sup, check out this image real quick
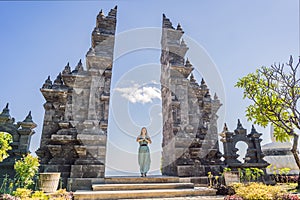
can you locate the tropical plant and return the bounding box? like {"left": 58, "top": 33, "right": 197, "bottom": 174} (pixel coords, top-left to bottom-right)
{"left": 0, "top": 132, "right": 12, "bottom": 162}
{"left": 14, "top": 154, "right": 39, "bottom": 189}
{"left": 235, "top": 56, "right": 300, "bottom": 188}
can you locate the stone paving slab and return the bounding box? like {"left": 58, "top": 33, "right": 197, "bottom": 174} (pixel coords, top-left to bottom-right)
{"left": 121, "top": 196, "right": 225, "bottom": 200}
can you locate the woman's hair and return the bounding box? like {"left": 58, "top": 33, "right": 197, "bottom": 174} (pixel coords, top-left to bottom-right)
{"left": 140, "top": 127, "right": 148, "bottom": 135}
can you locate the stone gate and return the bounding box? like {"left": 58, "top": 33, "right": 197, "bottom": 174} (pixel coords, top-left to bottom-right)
{"left": 37, "top": 6, "right": 223, "bottom": 190}
{"left": 220, "top": 120, "right": 269, "bottom": 169}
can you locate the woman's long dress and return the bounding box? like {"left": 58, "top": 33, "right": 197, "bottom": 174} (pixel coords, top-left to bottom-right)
{"left": 138, "top": 135, "right": 151, "bottom": 174}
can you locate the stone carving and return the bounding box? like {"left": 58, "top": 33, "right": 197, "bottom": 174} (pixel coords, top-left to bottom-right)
{"left": 160, "top": 14, "right": 223, "bottom": 177}
{"left": 220, "top": 120, "right": 269, "bottom": 170}
{"left": 36, "top": 6, "right": 117, "bottom": 189}
{"left": 0, "top": 104, "right": 36, "bottom": 178}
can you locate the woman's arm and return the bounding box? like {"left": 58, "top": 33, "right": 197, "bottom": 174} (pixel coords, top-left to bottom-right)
{"left": 146, "top": 137, "right": 152, "bottom": 144}
{"left": 136, "top": 136, "right": 143, "bottom": 142}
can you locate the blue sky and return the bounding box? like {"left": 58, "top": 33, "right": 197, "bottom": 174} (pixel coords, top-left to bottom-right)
{"left": 0, "top": 1, "right": 299, "bottom": 175}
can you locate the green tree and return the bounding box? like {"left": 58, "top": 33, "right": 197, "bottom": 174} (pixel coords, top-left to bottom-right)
{"left": 0, "top": 132, "right": 12, "bottom": 162}
{"left": 235, "top": 56, "right": 300, "bottom": 187}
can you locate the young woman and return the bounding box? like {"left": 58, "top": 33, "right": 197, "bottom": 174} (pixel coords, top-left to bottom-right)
{"left": 136, "top": 127, "right": 152, "bottom": 177}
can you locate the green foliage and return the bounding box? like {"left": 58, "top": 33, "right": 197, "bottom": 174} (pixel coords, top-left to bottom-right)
{"left": 279, "top": 167, "right": 291, "bottom": 175}
{"left": 224, "top": 167, "right": 232, "bottom": 172}
{"left": 239, "top": 168, "right": 264, "bottom": 182}
{"left": 0, "top": 132, "right": 12, "bottom": 162}
{"left": 14, "top": 154, "right": 40, "bottom": 189}
{"left": 244, "top": 168, "right": 252, "bottom": 182}
{"left": 235, "top": 59, "right": 300, "bottom": 142}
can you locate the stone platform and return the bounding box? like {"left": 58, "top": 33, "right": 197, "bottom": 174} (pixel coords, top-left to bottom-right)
{"left": 73, "top": 176, "right": 216, "bottom": 200}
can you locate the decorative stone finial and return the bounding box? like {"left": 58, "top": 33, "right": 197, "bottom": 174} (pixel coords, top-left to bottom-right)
{"left": 189, "top": 73, "right": 196, "bottom": 83}
{"left": 223, "top": 123, "right": 228, "bottom": 132}
{"left": 73, "top": 59, "right": 84, "bottom": 73}
{"left": 99, "top": 9, "right": 105, "bottom": 17}
{"left": 204, "top": 90, "right": 211, "bottom": 98}
{"left": 108, "top": 6, "right": 117, "bottom": 18}
{"left": 181, "top": 39, "right": 186, "bottom": 47}
{"left": 251, "top": 125, "right": 257, "bottom": 133}
{"left": 237, "top": 119, "right": 243, "bottom": 129}
{"left": 0, "top": 103, "right": 10, "bottom": 118}
{"left": 162, "top": 14, "right": 174, "bottom": 29}
{"left": 18, "top": 111, "right": 37, "bottom": 130}
{"left": 201, "top": 78, "right": 206, "bottom": 85}
{"left": 214, "top": 93, "right": 218, "bottom": 100}
{"left": 23, "top": 111, "right": 33, "bottom": 123}
{"left": 42, "top": 76, "right": 52, "bottom": 89}
{"left": 177, "top": 23, "right": 183, "bottom": 31}
{"left": 53, "top": 73, "right": 63, "bottom": 86}
{"left": 185, "top": 58, "right": 192, "bottom": 68}
{"left": 62, "top": 62, "right": 71, "bottom": 74}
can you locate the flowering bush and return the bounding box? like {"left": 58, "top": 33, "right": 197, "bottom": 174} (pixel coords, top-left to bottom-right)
{"left": 13, "top": 188, "right": 32, "bottom": 199}
{"left": 0, "top": 132, "right": 12, "bottom": 162}
{"left": 232, "top": 182, "right": 284, "bottom": 200}
{"left": 276, "top": 193, "right": 300, "bottom": 200}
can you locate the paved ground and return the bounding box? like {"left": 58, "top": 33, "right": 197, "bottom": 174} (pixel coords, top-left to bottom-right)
{"left": 121, "top": 196, "right": 225, "bottom": 200}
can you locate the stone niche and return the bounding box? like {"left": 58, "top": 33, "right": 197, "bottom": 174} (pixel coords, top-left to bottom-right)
{"left": 0, "top": 103, "right": 36, "bottom": 180}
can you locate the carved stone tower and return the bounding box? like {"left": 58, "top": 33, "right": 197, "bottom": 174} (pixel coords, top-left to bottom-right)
{"left": 36, "top": 6, "right": 117, "bottom": 189}
{"left": 160, "top": 14, "right": 223, "bottom": 177}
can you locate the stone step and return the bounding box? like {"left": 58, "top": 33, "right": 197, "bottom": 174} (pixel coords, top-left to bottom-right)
{"left": 103, "top": 176, "right": 180, "bottom": 184}
{"left": 92, "top": 182, "right": 194, "bottom": 191}
{"left": 74, "top": 187, "right": 216, "bottom": 200}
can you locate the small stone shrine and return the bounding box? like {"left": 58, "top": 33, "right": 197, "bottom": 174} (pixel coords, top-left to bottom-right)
{"left": 0, "top": 103, "right": 37, "bottom": 178}
{"left": 220, "top": 120, "right": 269, "bottom": 170}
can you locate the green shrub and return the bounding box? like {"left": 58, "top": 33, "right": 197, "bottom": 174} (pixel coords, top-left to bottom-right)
{"left": 14, "top": 154, "right": 40, "bottom": 189}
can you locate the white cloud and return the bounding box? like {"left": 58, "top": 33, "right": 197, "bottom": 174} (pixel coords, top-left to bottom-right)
{"left": 114, "top": 84, "right": 161, "bottom": 104}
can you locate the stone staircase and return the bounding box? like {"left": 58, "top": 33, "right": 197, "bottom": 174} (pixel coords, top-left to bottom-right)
{"left": 73, "top": 176, "right": 216, "bottom": 200}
